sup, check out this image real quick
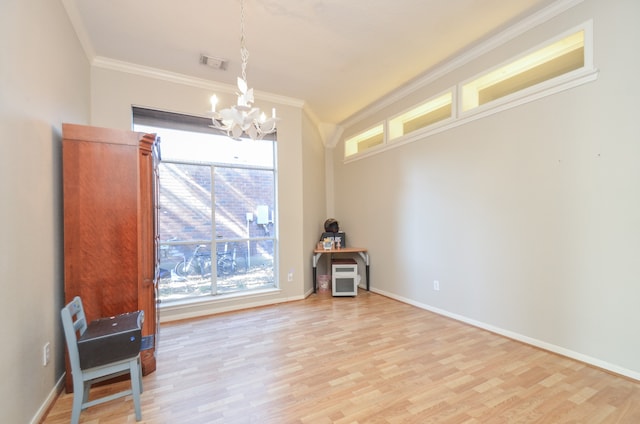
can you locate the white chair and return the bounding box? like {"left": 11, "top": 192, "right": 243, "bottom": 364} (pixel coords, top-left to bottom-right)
{"left": 61, "top": 296, "right": 143, "bottom": 423}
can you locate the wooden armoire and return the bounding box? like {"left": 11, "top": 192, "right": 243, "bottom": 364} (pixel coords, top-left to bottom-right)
{"left": 62, "top": 123, "right": 159, "bottom": 392}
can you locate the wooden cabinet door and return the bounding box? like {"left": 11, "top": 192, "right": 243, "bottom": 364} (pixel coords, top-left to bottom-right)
{"left": 63, "top": 138, "right": 139, "bottom": 319}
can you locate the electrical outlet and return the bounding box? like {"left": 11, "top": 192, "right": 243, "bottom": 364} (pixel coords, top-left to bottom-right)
{"left": 433, "top": 280, "right": 440, "bottom": 291}
{"left": 43, "top": 342, "right": 51, "bottom": 366}
{"left": 287, "top": 271, "right": 293, "bottom": 282}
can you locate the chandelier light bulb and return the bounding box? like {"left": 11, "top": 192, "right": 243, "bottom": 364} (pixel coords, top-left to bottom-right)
{"left": 210, "top": 95, "right": 218, "bottom": 112}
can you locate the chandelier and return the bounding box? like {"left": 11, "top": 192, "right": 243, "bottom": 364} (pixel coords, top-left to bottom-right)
{"left": 209, "top": 0, "right": 278, "bottom": 140}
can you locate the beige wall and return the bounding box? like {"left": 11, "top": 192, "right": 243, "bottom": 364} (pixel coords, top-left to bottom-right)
{"left": 333, "top": 0, "right": 640, "bottom": 378}
{"left": 0, "top": 0, "right": 90, "bottom": 422}
{"left": 89, "top": 67, "right": 314, "bottom": 320}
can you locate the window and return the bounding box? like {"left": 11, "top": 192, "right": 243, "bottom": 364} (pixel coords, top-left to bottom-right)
{"left": 388, "top": 91, "right": 453, "bottom": 141}
{"left": 462, "top": 28, "right": 586, "bottom": 112}
{"left": 344, "top": 124, "right": 384, "bottom": 158}
{"left": 133, "top": 108, "right": 277, "bottom": 302}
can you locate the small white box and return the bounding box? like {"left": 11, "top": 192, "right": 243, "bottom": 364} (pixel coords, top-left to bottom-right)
{"left": 332, "top": 259, "right": 358, "bottom": 296}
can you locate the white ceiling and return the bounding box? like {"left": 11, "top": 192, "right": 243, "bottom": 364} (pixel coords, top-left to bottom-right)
{"left": 63, "top": 0, "right": 558, "bottom": 124}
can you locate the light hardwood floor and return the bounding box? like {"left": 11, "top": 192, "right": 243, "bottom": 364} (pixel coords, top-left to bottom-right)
{"left": 43, "top": 291, "right": 640, "bottom": 423}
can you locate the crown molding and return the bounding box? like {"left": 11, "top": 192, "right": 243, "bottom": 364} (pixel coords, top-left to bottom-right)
{"left": 340, "top": 0, "right": 584, "bottom": 128}
{"left": 302, "top": 103, "right": 322, "bottom": 129}
{"left": 61, "top": 0, "right": 96, "bottom": 59}
{"left": 91, "top": 56, "right": 305, "bottom": 109}
{"left": 318, "top": 123, "right": 345, "bottom": 148}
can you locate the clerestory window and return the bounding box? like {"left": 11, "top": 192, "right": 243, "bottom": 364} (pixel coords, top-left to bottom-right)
{"left": 343, "top": 21, "right": 596, "bottom": 162}
{"left": 461, "top": 28, "right": 587, "bottom": 112}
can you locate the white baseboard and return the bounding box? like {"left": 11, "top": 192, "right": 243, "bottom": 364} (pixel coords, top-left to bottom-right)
{"left": 31, "top": 373, "right": 65, "bottom": 424}
{"left": 371, "top": 287, "right": 640, "bottom": 382}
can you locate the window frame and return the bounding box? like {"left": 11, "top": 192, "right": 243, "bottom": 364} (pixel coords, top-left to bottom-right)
{"left": 459, "top": 20, "right": 595, "bottom": 119}
{"left": 132, "top": 108, "right": 279, "bottom": 303}
{"left": 344, "top": 122, "right": 386, "bottom": 159}
{"left": 388, "top": 88, "right": 455, "bottom": 143}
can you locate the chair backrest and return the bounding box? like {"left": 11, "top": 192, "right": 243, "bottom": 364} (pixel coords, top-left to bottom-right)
{"left": 61, "top": 296, "right": 88, "bottom": 375}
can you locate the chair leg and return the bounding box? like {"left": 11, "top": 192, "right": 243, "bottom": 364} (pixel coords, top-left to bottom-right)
{"left": 70, "top": 386, "right": 84, "bottom": 424}
{"left": 130, "top": 358, "right": 142, "bottom": 421}
{"left": 138, "top": 356, "right": 144, "bottom": 394}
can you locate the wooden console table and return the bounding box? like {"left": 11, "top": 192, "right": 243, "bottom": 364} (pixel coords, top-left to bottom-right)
{"left": 312, "top": 247, "right": 369, "bottom": 293}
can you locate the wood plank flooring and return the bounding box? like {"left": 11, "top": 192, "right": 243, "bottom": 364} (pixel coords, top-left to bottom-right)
{"left": 42, "top": 291, "right": 640, "bottom": 423}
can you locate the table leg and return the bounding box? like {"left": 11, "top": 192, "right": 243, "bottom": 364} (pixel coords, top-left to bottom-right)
{"left": 356, "top": 252, "right": 370, "bottom": 291}
{"left": 312, "top": 252, "right": 323, "bottom": 294}
{"left": 313, "top": 265, "right": 317, "bottom": 293}
{"left": 366, "top": 264, "right": 370, "bottom": 291}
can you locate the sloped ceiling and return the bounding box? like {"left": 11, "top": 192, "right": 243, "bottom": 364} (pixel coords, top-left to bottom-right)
{"left": 62, "top": 0, "right": 558, "bottom": 124}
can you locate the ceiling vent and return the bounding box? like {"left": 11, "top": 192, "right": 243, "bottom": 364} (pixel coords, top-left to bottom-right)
{"left": 200, "top": 54, "right": 228, "bottom": 70}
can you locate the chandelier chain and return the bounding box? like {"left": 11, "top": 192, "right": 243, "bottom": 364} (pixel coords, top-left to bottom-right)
{"left": 240, "top": 0, "right": 248, "bottom": 82}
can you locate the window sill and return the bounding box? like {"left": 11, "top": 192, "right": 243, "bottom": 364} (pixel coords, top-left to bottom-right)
{"left": 159, "top": 287, "right": 282, "bottom": 322}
